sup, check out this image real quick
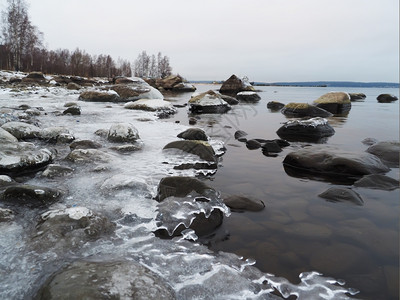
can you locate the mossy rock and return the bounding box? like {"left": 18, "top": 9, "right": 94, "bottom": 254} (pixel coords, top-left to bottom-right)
{"left": 313, "top": 92, "right": 351, "bottom": 114}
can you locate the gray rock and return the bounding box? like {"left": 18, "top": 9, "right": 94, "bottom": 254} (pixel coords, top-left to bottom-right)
{"left": 41, "top": 126, "right": 75, "bottom": 143}
{"left": 318, "top": 187, "right": 364, "bottom": 205}
{"left": 366, "top": 141, "right": 399, "bottom": 167}
{"left": 246, "top": 139, "right": 262, "bottom": 150}
{"left": 1, "top": 121, "right": 41, "bottom": 139}
{"left": 177, "top": 128, "right": 208, "bottom": 141}
{"left": 1, "top": 184, "right": 62, "bottom": 208}
{"left": 313, "top": 92, "right": 352, "bottom": 114}
{"left": 234, "top": 130, "right": 248, "bottom": 142}
{"left": 66, "top": 149, "right": 115, "bottom": 164}
{"left": 220, "top": 94, "right": 239, "bottom": 105}
{"left": 63, "top": 106, "right": 81, "bottom": 115}
{"left": 41, "top": 164, "right": 74, "bottom": 178}
{"left": 283, "top": 146, "right": 390, "bottom": 183}
{"left": 34, "top": 260, "right": 176, "bottom": 300}
{"left": 223, "top": 195, "right": 265, "bottom": 212}
{"left": 109, "top": 144, "right": 143, "bottom": 153}
{"left": 236, "top": 91, "right": 261, "bottom": 102}
{"left": 349, "top": 93, "right": 366, "bottom": 101}
{"left": 377, "top": 94, "right": 398, "bottom": 103}
{"left": 69, "top": 139, "right": 102, "bottom": 150}
{"left": 107, "top": 123, "right": 140, "bottom": 143}
{"left": 163, "top": 140, "right": 216, "bottom": 162}
{"left": 267, "top": 101, "right": 285, "bottom": 111}
{"left": 354, "top": 174, "right": 399, "bottom": 191}
{"left": 78, "top": 90, "right": 118, "bottom": 102}
{"left": 0, "top": 127, "right": 18, "bottom": 143}
{"left": 66, "top": 82, "right": 81, "bottom": 90}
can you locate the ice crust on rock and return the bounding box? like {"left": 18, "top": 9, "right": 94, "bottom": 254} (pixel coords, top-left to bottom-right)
{"left": 41, "top": 207, "right": 93, "bottom": 221}
{"left": 282, "top": 117, "right": 329, "bottom": 128}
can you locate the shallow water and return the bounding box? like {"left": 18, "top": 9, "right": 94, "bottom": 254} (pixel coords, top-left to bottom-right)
{"left": 166, "top": 84, "right": 399, "bottom": 300}
{"left": 0, "top": 81, "right": 398, "bottom": 299}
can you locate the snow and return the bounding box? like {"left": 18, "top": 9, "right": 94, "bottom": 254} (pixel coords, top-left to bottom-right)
{"left": 41, "top": 207, "right": 93, "bottom": 220}
{"left": 283, "top": 117, "right": 329, "bottom": 128}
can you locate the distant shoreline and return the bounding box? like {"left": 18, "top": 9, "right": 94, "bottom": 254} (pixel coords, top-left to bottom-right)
{"left": 189, "top": 80, "right": 399, "bottom": 88}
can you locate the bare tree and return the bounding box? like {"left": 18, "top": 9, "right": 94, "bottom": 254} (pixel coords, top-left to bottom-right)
{"left": 134, "top": 51, "right": 172, "bottom": 79}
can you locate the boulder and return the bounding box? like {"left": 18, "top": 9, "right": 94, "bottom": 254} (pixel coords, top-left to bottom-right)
{"left": 1, "top": 121, "right": 41, "bottom": 139}
{"left": 153, "top": 74, "right": 196, "bottom": 92}
{"left": 261, "top": 139, "right": 289, "bottom": 154}
{"left": 236, "top": 91, "right": 261, "bottom": 102}
{"left": 220, "top": 94, "right": 239, "bottom": 105}
{"left": 63, "top": 106, "right": 81, "bottom": 115}
{"left": 1, "top": 184, "right": 62, "bottom": 208}
{"left": 318, "top": 187, "right": 364, "bottom": 206}
{"left": 313, "top": 92, "right": 351, "bottom": 114}
{"left": 219, "top": 74, "right": 255, "bottom": 94}
{"left": 267, "top": 101, "right": 285, "bottom": 111}
{"left": 34, "top": 260, "right": 176, "bottom": 300}
{"left": 124, "top": 99, "right": 177, "bottom": 115}
{"left": 377, "top": 94, "right": 398, "bottom": 103}
{"left": 281, "top": 103, "right": 332, "bottom": 118}
{"left": 177, "top": 128, "right": 208, "bottom": 141}
{"left": 234, "top": 130, "right": 248, "bottom": 142}
{"left": 21, "top": 72, "right": 47, "bottom": 84}
{"left": 223, "top": 195, "right": 265, "bottom": 212}
{"left": 283, "top": 146, "right": 390, "bottom": 183}
{"left": 188, "top": 90, "right": 231, "bottom": 113}
{"left": 276, "top": 117, "right": 335, "bottom": 142}
{"left": 107, "top": 123, "right": 140, "bottom": 143}
{"left": 354, "top": 174, "right": 399, "bottom": 191}
{"left": 366, "top": 141, "right": 399, "bottom": 167}
{"left": 78, "top": 90, "right": 118, "bottom": 102}
{"left": 66, "top": 82, "right": 81, "bottom": 90}
{"left": 163, "top": 140, "right": 216, "bottom": 162}
{"left": 0, "top": 142, "right": 54, "bottom": 177}
{"left": 246, "top": 139, "right": 262, "bottom": 150}
{"left": 40, "top": 126, "right": 75, "bottom": 143}
{"left": 349, "top": 93, "right": 366, "bottom": 101}
{"left": 111, "top": 83, "right": 163, "bottom": 101}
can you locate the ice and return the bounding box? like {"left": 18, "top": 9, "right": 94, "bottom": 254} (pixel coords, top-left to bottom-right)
{"left": 41, "top": 207, "right": 93, "bottom": 220}
{"left": 283, "top": 117, "right": 329, "bottom": 128}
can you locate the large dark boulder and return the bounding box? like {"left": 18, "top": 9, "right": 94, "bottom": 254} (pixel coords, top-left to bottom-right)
{"left": 281, "top": 103, "right": 332, "bottom": 118}
{"left": 283, "top": 146, "right": 390, "bottom": 183}
{"left": 34, "top": 260, "right": 176, "bottom": 300}
{"left": 377, "top": 94, "right": 398, "bottom": 103}
{"left": 313, "top": 92, "right": 351, "bottom": 115}
{"left": 153, "top": 74, "right": 196, "bottom": 92}
{"left": 219, "top": 74, "right": 255, "bottom": 94}
{"left": 276, "top": 117, "right": 335, "bottom": 142}
{"left": 177, "top": 128, "right": 208, "bottom": 141}
{"left": 366, "top": 141, "right": 399, "bottom": 167}
{"left": 163, "top": 140, "right": 216, "bottom": 162}
{"left": 236, "top": 91, "right": 261, "bottom": 102}
{"left": 188, "top": 90, "right": 231, "bottom": 114}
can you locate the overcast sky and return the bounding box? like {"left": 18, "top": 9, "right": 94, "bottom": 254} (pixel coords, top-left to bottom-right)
{"left": 15, "top": 0, "right": 400, "bottom": 82}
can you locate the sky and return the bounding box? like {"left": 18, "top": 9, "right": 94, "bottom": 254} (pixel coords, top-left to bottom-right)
{"left": 4, "top": 0, "right": 400, "bottom": 82}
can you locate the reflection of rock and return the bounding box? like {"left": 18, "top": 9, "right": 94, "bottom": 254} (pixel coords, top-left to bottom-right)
{"left": 34, "top": 259, "right": 175, "bottom": 299}
{"left": 276, "top": 117, "right": 335, "bottom": 142}
{"left": 188, "top": 90, "right": 231, "bottom": 114}
{"left": 1, "top": 184, "right": 62, "bottom": 208}
{"left": 283, "top": 146, "right": 390, "bottom": 183}
{"left": 354, "top": 174, "right": 399, "bottom": 191}
{"left": 366, "top": 141, "right": 399, "bottom": 167}
{"left": 219, "top": 74, "right": 255, "bottom": 94}
{"left": 223, "top": 195, "right": 265, "bottom": 212}
{"left": 281, "top": 103, "right": 332, "bottom": 118}
{"left": 313, "top": 92, "right": 351, "bottom": 115}
{"left": 318, "top": 187, "right": 364, "bottom": 205}
{"left": 377, "top": 94, "right": 398, "bottom": 103}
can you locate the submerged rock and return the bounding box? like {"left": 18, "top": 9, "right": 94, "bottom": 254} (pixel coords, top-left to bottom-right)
{"left": 276, "top": 117, "right": 335, "bottom": 142}
{"left": 236, "top": 91, "right": 261, "bottom": 102}
{"left": 1, "top": 184, "right": 62, "bottom": 208}
{"left": 107, "top": 123, "right": 140, "bottom": 143}
{"left": 188, "top": 90, "right": 231, "bottom": 114}
{"left": 177, "top": 128, "right": 208, "bottom": 141}
{"left": 163, "top": 140, "right": 216, "bottom": 162}
{"left": 219, "top": 74, "right": 255, "bottom": 94}
{"left": 223, "top": 195, "right": 265, "bottom": 212}
{"left": 281, "top": 103, "right": 332, "bottom": 118}
{"left": 366, "top": 141, "right": 399, "bottom": 167}
{"left": 283, "top": 146, "right": 390, "bottom": 183}
{"left": 34, "top": 260, "right": 176, "bottom": 300}
{"left": 377, "top": 94, "right": 398, "bottom": 103}
{"left": 313, "top": 92, "right": 351, "bottom": 115}
{"left": 318, "top": 187, "right": 364, "bottom": 206}
{"left": 354, "top": 174, "right": 399, "bottom": 191}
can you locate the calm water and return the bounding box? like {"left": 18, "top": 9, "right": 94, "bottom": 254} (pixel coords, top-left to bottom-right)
{"left": 165, "top": 84, "right": 399, "bottom": 300}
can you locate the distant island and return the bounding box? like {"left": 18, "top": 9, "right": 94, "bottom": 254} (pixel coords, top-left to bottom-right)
{"left": 190, "top": 80, "right": 399, "bottom": 88}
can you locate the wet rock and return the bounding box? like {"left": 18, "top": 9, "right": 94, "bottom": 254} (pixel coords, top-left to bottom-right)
{"left": 281, "top": 103, "right": 332, "bottom": 118}
{"left": 0, "top": 143, "right": 54, "bottom": 177}
{"left": 41, "top": 164, "right": 74, "bottom": 178}
{"left": 34, "top": 260, "right": 176, "bottom": 300}
{"left": 276, "top": 117, "right": 335, "bottom": 142}
{"left": 177, "top": 128, "right": 208, "bottom": 141}
{"left": 1, "top": 184, "right": 62, "bottom": 208}
{"left": 354, "top": 174, "right": 399, "bottom": 191}
{"left": 41, "top": 126, "right": 75, "bottom": 143}
{"left": 32, "top": 207, "right": 115, "bottom": 252}
{"left": 246, "top": 139, "right": 262, "bottom": 150}
{"left": 261, "top": 140, "right": 288, "bottom": 154}
{"left": 377, "top": 94, "right": 398, "bottom": 103}
{"left": 69, "top": 139, "right": 102, "bottom": 150}
{"left": 163, "top": 140, "right": 216, "bottom": 162}
{"left": 79, "top": 90, "right": 118, "bottom": 102}
{"left": 313, "top": 92, "right": 352, "bottom": 114}
{"left": 236, "top": 91, "right": 261, "bottom": 102}
{"left": 366, "top": 141, "right": 399, "bottom": 167}
{"left": 109, "top": 144, "right": 143, "bottom": 153}
{"left": 223, "top": 195, "right": 265, "bottom": 212}
{"left": 188, "top": 90, "right": 231, "bottom": 114}
{"left": 267, "top": 101, "right": 285, "bottom": 111}
{"left": 283, "top": 146, "right": 390, "bottom": 183}
{"left": 63, "top": 105, "right": 81, "bottom": 115}
{"left": 219, "top": 74, "right": 255, "bottom": 95}
{"left": 66, "top": 82, "right": 81, "bottom": 90}
{"left": 0, "top": 207, "right": 15, "bottom": 222}
{"left": 318, "top": 187, "right": 364, "bottom": 206}
{"left": 107, "top": 123, "right": 140, "bottom": 143}
{"left": 349, "top": 93, "right": 366, "bottom": 101}
{"left": 124, "top": 99, "right": 177, "bottom": 115}
{"left": 1, "top": 121, "right": 41, "bottom": 139}
{"left": 66, "top": 149, "right": 115, "bottom": 164}
{"left": 100, "top": 175, "right": 151, "bottom": 196}
{"left": 234, "top": 130, "right": 248, "bottom": 142}
{"left": 0, "top": 127, "right": 18, "bottom": 142}
{"left": 220, "top": 94, "right": 239, "bottom": 105}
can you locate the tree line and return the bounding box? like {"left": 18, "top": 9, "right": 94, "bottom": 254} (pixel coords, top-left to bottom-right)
{"left": 0, "top": 0, "right": 172, "bottom": 79}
